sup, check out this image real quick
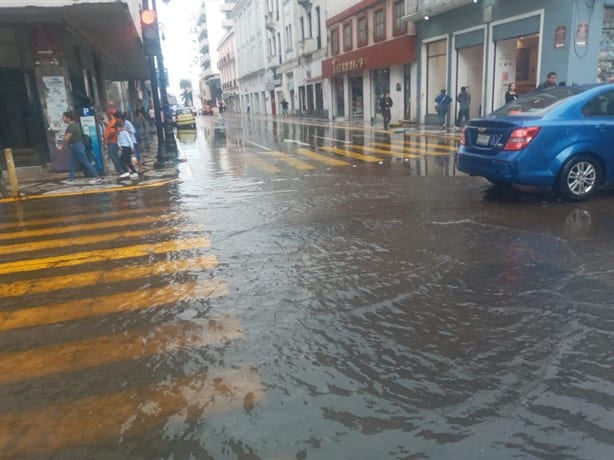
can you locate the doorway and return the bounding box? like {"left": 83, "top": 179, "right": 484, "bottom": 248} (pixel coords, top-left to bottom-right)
{"left": 456, "top": 44, "right": 483, "bottom": 118}
{"left": 493, "top": 34, "right": 539, "bottom": 109}
{"left": 350, "top": 76, "right": 363, "bottom": 119}
{"left": 333, "top": 77, "right": 345, "bottom": 118}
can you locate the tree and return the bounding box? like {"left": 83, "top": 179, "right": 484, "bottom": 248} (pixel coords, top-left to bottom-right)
{"left": 179, "top": 79, "right": 192, "bottom": 90}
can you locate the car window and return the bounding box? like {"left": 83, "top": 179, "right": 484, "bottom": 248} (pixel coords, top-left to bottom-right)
{"left": 582, "top": 90, "right": 614, "bottom": 116}
{"left": 177, "top": 108, "right": 192, "bottom": 115}
{"left": 493, "top": 86, "right": 586, "bottom": 116}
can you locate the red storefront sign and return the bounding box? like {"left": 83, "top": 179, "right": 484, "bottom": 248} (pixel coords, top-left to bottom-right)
{"left": 322, "top": 36, "right": 415, "bottom": 78}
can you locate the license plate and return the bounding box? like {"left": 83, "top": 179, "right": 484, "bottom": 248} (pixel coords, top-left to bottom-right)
{"left": 476, "top": 133, "right": 490, "bottom": 146}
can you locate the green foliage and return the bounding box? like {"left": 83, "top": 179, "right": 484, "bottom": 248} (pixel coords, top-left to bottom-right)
{"left": 179, "top": 79, "right": 192, "bottom": 90}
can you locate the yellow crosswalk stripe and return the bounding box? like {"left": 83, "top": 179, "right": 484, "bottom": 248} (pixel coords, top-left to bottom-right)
{"left": 0, "top": 205, "right": 168, "bottom": 231}
{"left": 347, "top": 144, "right": 420, "bottom": 158}
{"left": 0, "top": 237, "right": 211, "bottom": 275}
{"left": 0, "top": 255, "right": 218, "bottom": 298}
{"left": 319, "top": 146, "right": 383, "bottom": 162}
{"left": 267, "top": 150, "right": 316, "bottom": 170}
{"left": 371, "top": 142, "right": 455, "bottom": 156}
{"left": 0, "top": 279, "right": 227, "bottom": 331}
{"left": 0, "top": 225, "right": 204, "bottom": 255}
{"left": 396, "top": 139, "right": 458, "bottom": 152}
{"left": 296, "top": 148, "right": 350, "bottom": 166}
{"left": 0, "top": 317, "right": 244, "bottom": 385}
{"left": 1, "top": 214, "right": 175, "bottom": 242}
{"left": 245, "top": 155, "right": 282, "bottom": 173}
{"left": 0, "top": 366, "right": 263, "bottom": 458}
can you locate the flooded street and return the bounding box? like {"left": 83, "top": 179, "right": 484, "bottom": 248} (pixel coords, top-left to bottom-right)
{"left": 1, "top": 115, "right": 614, "bottom": 459}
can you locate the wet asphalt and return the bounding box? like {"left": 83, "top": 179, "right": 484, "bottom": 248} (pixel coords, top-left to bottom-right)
{"left": 1, "top": 114, "right": 613, "bottom": 459}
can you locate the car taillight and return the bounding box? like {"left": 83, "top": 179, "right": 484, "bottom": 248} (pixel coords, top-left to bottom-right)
{"left": 460, "top": 127, "right": 467, "bottom": 145}
{"left": 504, "top": 126, "right": 541, "bottom": 151}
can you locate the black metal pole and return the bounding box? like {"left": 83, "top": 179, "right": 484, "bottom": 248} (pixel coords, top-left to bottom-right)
{"left": 143, "top": 0, "right": 167, "bottom": 166}
{"left": 147, "top": 54, "right": 166, "bottom": 166}
{"left": 156, "top": 52, "right": 178, "bottom": 161}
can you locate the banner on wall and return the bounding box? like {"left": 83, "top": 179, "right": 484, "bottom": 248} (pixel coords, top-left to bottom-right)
{"left": 575, "top": 23, "right": 589, "bottom": 46}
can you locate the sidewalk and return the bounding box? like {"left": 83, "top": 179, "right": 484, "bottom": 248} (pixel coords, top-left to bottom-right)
{"left": 1, "top": 134, "right": 179, "bottom": 200}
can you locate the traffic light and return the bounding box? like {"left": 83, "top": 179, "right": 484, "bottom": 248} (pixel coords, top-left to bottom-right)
{"left": 141, "top": 9, "right": 161, "bottom": 56}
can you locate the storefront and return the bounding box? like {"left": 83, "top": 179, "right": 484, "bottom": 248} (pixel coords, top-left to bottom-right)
{"left": 414, "top": 0, "right": 610, "bottom": 125}
{"left": 322, "top": 35, "right": 415, "bottom": 122}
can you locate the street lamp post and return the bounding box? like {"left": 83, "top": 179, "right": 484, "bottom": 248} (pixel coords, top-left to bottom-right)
{"left": 155, "top": 29, "right": 178, "bottom": 163}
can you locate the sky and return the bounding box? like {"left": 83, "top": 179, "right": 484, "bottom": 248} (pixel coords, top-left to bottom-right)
{"left": 158, "top": 0, "right": 224, "bottom": 97}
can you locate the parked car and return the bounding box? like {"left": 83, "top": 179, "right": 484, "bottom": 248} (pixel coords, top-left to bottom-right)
{"left": 201, "top": 105, "right": 214, "bottom": 116}
{"left": 456, "top": 83, "right": 614, "bottom": 201}
{"left": 175, "top": 107, "right": 196, "bottom": 129}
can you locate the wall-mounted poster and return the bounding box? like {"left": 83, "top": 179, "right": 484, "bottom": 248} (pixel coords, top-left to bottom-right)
{"left": 42, "top": 75, "right": 70, "bottom": 170}
{"left": 575, "top": 23, "right": 589, "bottom": 46}
{"left": 555, "top": 26, "right": 566, "bottom": 48}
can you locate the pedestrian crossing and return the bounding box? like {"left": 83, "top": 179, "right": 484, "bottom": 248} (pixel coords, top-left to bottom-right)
{"left": 224, "top": 133, "right": 459, "bottom": 175}
{"left": 0, "top": 203, "right": 261, "bottom": 457}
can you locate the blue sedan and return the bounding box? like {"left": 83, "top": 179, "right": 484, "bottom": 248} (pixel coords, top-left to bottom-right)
{"left": 456, "top": 83, "right": 614, "bottom": 200}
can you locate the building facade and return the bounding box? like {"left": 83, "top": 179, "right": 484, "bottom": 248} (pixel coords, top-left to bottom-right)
{"left": 407, "top": 0, "right": 614, "bottom": 125}
{"left": 0, "top": 0, "right": 147, "bottom": 170}
{"left": 217, "top": 30, "right": 239, "bottom": 111}
{"left": 322, "top": 0, "right": 416, "bottom": 123}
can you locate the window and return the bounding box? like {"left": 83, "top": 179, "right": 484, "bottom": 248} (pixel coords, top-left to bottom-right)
{"left": 374, "top": 9, "right": 385, "bottom": 41}
{"left": 343, "top": 22, "right": 352, "bottom": 51}
{"left": 394, "top": 0, "right": 407, "bottom": 35}
{"left": 300, "top": 17, "right": 305, "bottom": 41}
{"left": 331, "top": 27, "right": 339, "bottom": 54}
{"left": 307, "top": 13, "right": 313, "bottom": 38}
{"left": 358, "top": 16, "right": 367, "bottom": 46}
{"left": 582, "top": 90, "right": 614, "bottom": 116}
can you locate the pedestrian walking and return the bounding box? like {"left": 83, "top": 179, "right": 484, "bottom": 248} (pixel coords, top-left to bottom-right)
{"left": 103, "top": 108, "right": 123, "bottom": 173}
{"left": 115, "top": 112, "right": 142, "bottom": 175}
{"left": 280, "top": 98, "right": 289, "bottom": 118}
{"left": 435, "top": 89, "right": 452, "bottom": 128}
{"left": 116, "top": 119, "right": 138, "bottom": 179}
{"left": 379, "top": 92, "right": 393, "bottom": 130}
{"left": 505, "top": 82, "right": 518, "bottom": 103}
{"left": 61, "top": 111, "right": 101, "bottom": 185}
{"left": 455, "top": 87, "right": 471, "bottom": 128}
{"left": 537, "top": 72, "right": 557, "bottom": 90}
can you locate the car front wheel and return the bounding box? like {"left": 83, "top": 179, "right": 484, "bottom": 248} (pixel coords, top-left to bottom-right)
{"left": 556, "top": 155, "right": 602, "bottom": 201}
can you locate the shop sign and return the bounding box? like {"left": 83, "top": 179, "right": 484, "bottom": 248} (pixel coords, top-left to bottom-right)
{"left": 575, "top": 23, "right": 589, "bottom": 46}
{"left": 332, "top": 58, "right": 365, "bottom": 75}
{"left": 554, "top": 26, "right": 566, "bottom": 48}
{"left": 30, "top": 26, "right": 58, "bottom": 56}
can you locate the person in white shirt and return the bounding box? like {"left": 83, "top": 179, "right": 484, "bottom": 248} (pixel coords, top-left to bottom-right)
{"left": 116, "top": 112, "right": 142, "bottom": 175}
{"left": 116, "top": 118, "right": 138, "bottom": 179}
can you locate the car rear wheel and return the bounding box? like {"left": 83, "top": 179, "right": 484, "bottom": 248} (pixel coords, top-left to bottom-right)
{"left": 556, "top": 155, "right": 602, "bottom": 201}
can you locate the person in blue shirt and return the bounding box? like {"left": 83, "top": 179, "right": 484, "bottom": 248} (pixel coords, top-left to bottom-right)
{"left": 435, "top": 89, "right": 453, "bottom": 128}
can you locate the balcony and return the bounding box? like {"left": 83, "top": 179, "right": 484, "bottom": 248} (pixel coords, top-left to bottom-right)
{"left": 220, "top": 2, "right": 235, "bottom": 13}
{"left": 265, "top": 11, "right": 275, "bottom": 31}
{"left": 300, "top": 38, "right": 317, "bottom": 55}
{"left": 404, "top": 0, "right": 478, "bottom": 21}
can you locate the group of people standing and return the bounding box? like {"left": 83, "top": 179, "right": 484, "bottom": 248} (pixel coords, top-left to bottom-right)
{"left": 433, "top": 87, "right": 469, "bottom": 130}
{"left": 432, "top": 71, "right": 560, "bottom": 130}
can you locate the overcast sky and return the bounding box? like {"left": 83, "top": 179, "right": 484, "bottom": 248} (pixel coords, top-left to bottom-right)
{"left": 158, "top": 0, "right": 223, "bottom": 96}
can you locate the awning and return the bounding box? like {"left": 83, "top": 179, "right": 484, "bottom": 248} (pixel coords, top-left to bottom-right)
{"left": 0, "top": 2, "right": 148, "bottom": 80}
